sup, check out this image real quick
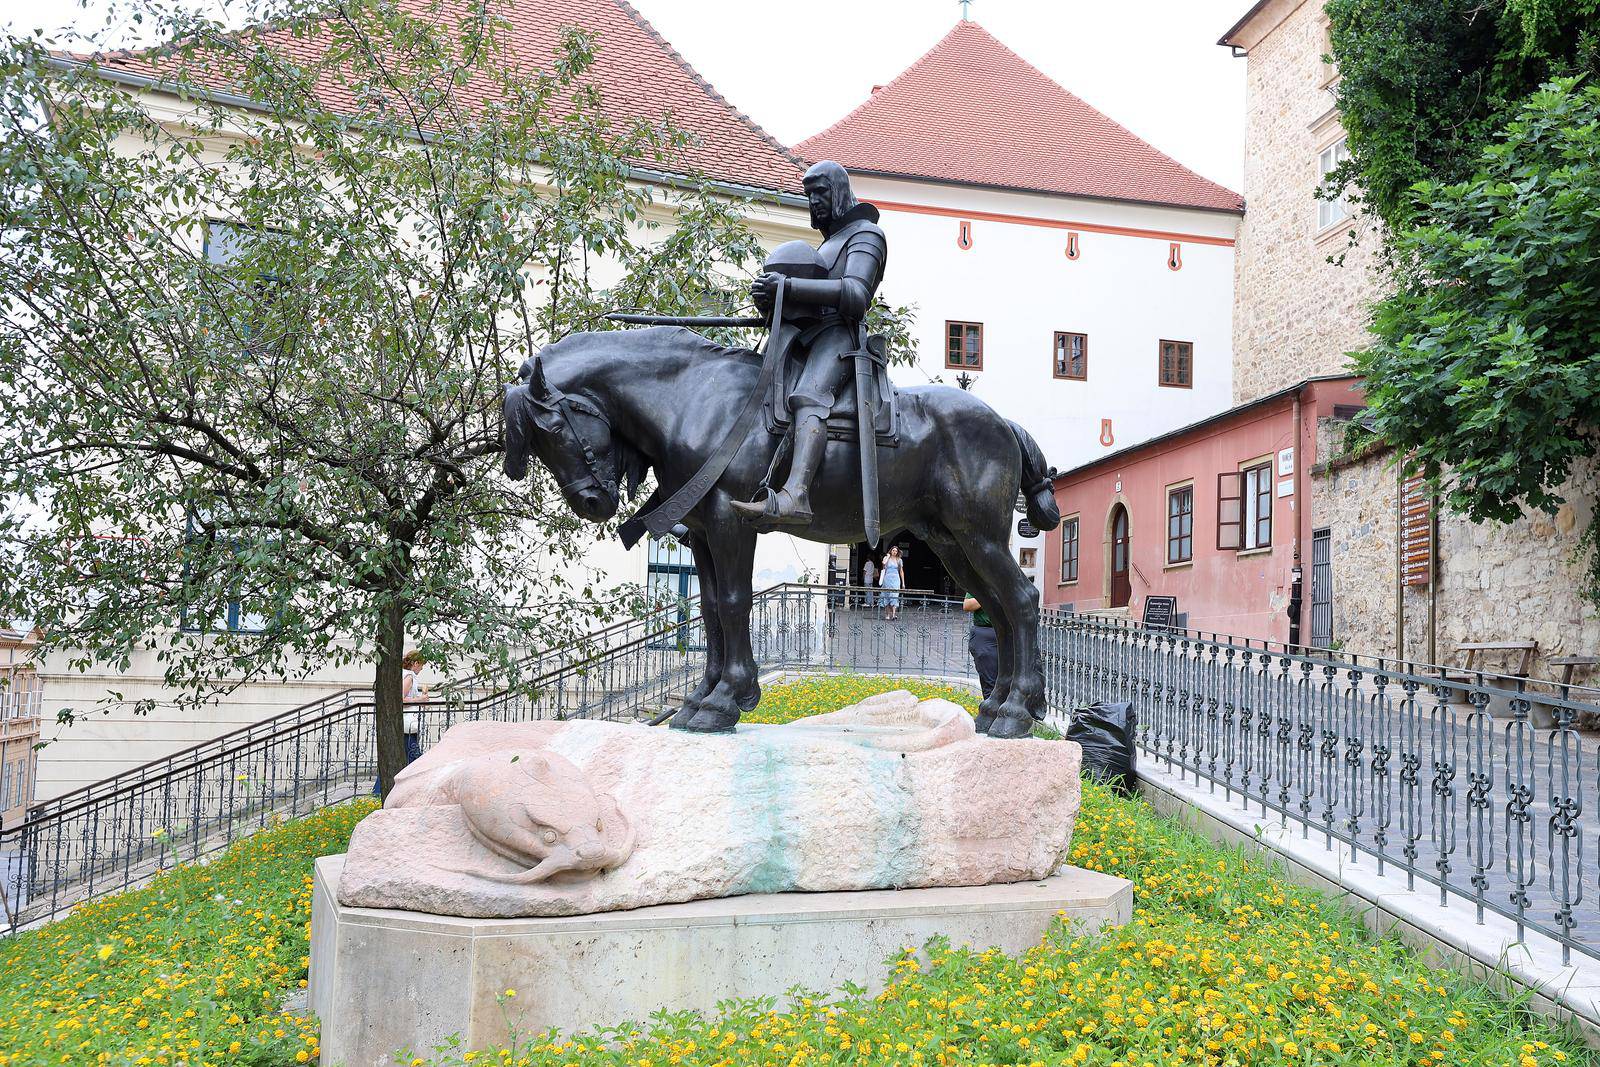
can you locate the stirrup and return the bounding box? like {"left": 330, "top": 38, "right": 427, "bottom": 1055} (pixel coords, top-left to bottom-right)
{"left": 731, "top": 489, "right": 811, "bottom": 527}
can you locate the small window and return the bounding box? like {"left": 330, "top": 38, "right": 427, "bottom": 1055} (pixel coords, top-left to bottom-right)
{"left": 1167, "top": 485, "right": 1194, "bottom": 564}
{"left": 1053, "top": 332, "right": 1087, "bottom": 380}
{"left": 1242, "top": 463, "right": 1273, "bottom": 549}
{"left": 946, "top": 321, "right": 982, "bottom": 369}
{"left": 1059, "top": 515, "right": 1080, "bottom": 583}
{"left": 1159, "top": 340, "right": 1193, "bottom": 388}
{"left": 1318, "top": 138, "right": 1351, "bottom": 230}
{"left": 1019, "top": 547, "right": 1037, "bottom": 569}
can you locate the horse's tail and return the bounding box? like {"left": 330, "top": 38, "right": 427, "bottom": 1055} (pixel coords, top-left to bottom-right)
{"left": 1008, "top": 420, "right": 1060, "bottom": 532}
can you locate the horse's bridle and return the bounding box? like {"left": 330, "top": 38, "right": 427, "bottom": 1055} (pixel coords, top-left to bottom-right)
{"left": 522, "top": 379, "right": 618, "bottom": 503}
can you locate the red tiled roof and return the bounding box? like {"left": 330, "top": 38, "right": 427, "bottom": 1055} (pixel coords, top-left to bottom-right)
{"left": 796, "top": 21, "right": 1242, "bottom": 213}
{"left": 96, "top": 0, "right": 804, "bottom": 196}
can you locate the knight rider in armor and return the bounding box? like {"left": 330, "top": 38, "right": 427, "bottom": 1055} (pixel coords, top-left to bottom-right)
{"left": 730, "top": 161, "right": 888, "bottom": 527}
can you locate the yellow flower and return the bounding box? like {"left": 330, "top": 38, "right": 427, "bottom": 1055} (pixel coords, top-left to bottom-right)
{"left": 95, "top": 945, "right": 113, "bottom": 961}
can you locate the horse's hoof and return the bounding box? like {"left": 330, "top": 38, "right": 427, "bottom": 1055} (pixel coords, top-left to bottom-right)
{"left": 736, "top": 684, "right": 762, "bottom": 712}
{"left": 986, "top": 713, "right": 1035, "bottom": 740}
{"left": 973, "top": 706, "right": 998, "bottom": 734}
{"left": 684, "top": 705, "right": 740, "bottom": 733}
{"left": 666, "top": 701, "right": 701, "bottom": 730}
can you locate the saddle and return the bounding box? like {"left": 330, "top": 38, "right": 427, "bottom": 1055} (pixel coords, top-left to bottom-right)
{"left": 763, "top": 333, "right": 899, "bottom": 446}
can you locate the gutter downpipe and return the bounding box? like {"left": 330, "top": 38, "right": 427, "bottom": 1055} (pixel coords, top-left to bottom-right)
{"left": 1287, "top": 389, "right": 1305, "bottom": 651}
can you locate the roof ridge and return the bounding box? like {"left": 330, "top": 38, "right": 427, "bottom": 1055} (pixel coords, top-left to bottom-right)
{"left": 956, "top": 21, "right": 1237, "bottom": 199}
{"left": 609, "top": 0, "right": 804, "bottom": 175}
{"left": 795, "top": 18, "right": 1242, "bottom": 211}
{"left": 794, "top": 20, "right": 965, "bottom": 157}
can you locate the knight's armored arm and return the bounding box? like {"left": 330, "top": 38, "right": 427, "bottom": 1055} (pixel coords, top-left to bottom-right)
{"left": 782, "top": 246, "right": 883, "bottom": 320}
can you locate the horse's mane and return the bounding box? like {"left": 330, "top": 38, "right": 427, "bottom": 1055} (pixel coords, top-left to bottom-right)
{"left": 531, "top": 327, "right": 758, "bottom": 505}
{"left": 542, "top": 326, "right": 759, "bottom": 366}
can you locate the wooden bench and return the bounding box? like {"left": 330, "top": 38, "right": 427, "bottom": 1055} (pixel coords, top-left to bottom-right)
{"left": 1548, "top": 655, "right": 1600, "bottom": 684}
{"left": 1449, "top": 641, "right": 1537, "bottom": 680}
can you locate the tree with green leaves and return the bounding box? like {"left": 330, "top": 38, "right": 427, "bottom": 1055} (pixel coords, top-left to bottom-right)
{"left": 1327, "top": 1, "right": 1600, "bottom": 599}
{"left": 1326, "top": 0, "right": 1600, "bottom": 231}
{"left": 1350, "top": 80, "right": 1600, "bottom": 544}
{"left": 0, "top": 0, "right": 790, "bottom": 794}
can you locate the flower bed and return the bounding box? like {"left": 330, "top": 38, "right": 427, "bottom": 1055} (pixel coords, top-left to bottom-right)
{"left": 0, "top": 676, "right": 1588, "bottom": 1066}
{"left": 0, "top": 801, "right": 373, "bottom": 1066}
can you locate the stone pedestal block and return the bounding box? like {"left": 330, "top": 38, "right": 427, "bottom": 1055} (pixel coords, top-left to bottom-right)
{"left": 311, "top": 854, "right": 1132, "bottom": 1066}
{"left": 338, "top": 693, "right": 1082, "bottom": 917}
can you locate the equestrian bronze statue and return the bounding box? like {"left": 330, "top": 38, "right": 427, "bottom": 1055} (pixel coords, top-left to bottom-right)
{"left": 504, "top": 162, "right": 1060, "bottom": 739}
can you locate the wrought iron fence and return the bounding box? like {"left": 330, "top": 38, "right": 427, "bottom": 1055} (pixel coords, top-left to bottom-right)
{"left": 14, "top": 587, "right": 1600, "bottom": 969}
{"left": 1040, "top": 609, "right": 1600, "bottom": 964}
{"left": 1, "top": 585, "right": 973, "bottom": 932}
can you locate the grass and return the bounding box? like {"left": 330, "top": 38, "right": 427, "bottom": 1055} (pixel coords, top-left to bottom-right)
{"left": 0, "top": 676, "right": 1591, "bottom": 1066}
{"left": 0, "top": 801, "right": 373, "bottom": 1067}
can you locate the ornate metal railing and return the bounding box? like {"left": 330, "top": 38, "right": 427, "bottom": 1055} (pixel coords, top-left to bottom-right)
{"left": 14, "top": 587, "right": 1600, "bottom": 967}
{"left": 23, "top": 585, "right": 723, "bottom": 831}
{"left": 1040, "top": 609, "right": 1600, "bottom": 964}
{"left": 0, "top": 585, "right": 971, "bottom": 932}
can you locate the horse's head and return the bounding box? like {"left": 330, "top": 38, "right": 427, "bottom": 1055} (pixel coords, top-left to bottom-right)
{"left": 503, "top": 355, "right": 620, "bottom": 523}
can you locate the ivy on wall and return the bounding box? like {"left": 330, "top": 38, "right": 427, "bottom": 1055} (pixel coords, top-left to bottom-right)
{"left": 1327, "top": 0, "right": 1600, "bottom": 599}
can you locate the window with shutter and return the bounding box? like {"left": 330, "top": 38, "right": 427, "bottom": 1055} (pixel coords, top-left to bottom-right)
{"left": 1217, "top": 471, "right": 1243, "bottom": 550}
{"left": 1241, "top": 463, "right": 1273, "bottom": 549}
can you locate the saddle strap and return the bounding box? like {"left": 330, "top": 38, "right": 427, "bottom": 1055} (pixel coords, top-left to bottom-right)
{"left": 618, "top": 283, "right": 794, "bottom": 549}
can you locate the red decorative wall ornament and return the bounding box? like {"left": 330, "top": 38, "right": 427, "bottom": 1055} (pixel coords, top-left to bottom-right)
{"left": 1167, "top": 242, "right": 1183, "bottom": 271}
{"left": 1064, "top": 231, "right": 1080, "bottom": 260}
{"left": 957, "top": 219, "right": 973, "bottom": 250}
{"left": 1099, "top": 418, "right": 1114, "bottom": 447}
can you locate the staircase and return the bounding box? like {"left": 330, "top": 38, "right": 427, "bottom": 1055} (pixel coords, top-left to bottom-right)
{"left": 1, "top": 584, "right": 857, "bottom": 933}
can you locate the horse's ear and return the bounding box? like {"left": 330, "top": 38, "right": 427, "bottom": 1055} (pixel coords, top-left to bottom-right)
{"left": 502, "top": 384, "right": 530, "bottom": 482}
{"left": 528, "top": 356, "right": 550, "bottom": 399}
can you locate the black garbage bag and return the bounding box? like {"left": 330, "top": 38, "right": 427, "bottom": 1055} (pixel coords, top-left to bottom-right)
{"left": 1066, "top": 701, "right": 1137, "bottom": 795}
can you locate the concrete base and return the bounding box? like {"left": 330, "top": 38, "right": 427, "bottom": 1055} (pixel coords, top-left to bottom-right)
{"left": 310, "top": 854, "right": 1132, "bottom": 1066}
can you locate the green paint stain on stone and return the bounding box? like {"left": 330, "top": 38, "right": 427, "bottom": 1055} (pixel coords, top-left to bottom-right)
{"left": 731, "top": 729, "right": 798, "bottom": 895}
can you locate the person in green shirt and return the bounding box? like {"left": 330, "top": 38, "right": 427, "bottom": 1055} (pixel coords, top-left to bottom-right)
{"left": 963, "top": 593, "right": 998, "bottom": 699}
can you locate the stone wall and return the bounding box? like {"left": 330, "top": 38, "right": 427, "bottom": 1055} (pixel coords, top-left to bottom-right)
{"left": 1310, "top": 421, "right": 1600, "bottom": 679}
{"left": 1232, "top": 0, "right": 1386, "bottom": 404}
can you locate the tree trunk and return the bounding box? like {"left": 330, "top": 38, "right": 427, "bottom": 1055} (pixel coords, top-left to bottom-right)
{"left": 373, "top": 597, "right": 408, "bottom": 798}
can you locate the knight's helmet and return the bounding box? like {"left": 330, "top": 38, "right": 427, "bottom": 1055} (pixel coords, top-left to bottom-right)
{"left": 761, "top": 240, "right": 825, "bottom": 320}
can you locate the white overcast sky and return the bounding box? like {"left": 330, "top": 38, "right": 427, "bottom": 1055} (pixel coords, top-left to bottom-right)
{"left": 2, "top": 0, "right": 1248, "bottom": 191}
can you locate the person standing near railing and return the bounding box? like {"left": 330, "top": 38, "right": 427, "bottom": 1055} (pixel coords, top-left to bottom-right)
{"left": 861, "top": 556, "right": 877, "bottom": 611}
{"left": 879, "top": 546, "right": 903, "bottom": 621}
{"left": 374, "top": 650, "right": 429, "bottom": 795}
{"left": 964, "top": 593, "right": 998, "bottom": 699}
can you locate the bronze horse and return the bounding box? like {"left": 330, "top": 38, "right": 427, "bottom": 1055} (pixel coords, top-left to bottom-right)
{"left": 503, "top": 327, "right": 1060, "bottom": 738}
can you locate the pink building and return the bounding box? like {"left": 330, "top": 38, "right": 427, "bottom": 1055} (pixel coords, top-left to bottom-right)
{"left": 1043, "top": 376, "right": 1363, "bottom": 643}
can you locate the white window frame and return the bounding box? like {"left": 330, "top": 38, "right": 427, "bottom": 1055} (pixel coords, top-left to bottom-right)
{"left": 1317, "top": 138, "right": 1351, "bottom": 231}
{"left": 1241, "top": 462, "right": 1273, "bottom": 551}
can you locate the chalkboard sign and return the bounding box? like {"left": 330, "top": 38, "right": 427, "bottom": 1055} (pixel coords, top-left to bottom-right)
{"left": 1142, "top": 595, "right": 1178, "bottom": 631}
{"left": 1017, "top": 517, "right": 1039, "bottom": 539}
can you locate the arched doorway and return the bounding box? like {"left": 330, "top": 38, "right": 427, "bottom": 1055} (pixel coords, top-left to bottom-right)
{"left": 1109, "top": 504, "right": 1131, "bottom": 609}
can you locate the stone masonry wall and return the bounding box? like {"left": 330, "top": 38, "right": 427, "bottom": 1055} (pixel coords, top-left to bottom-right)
{"left": 1232, "top": 0, "right": 1386, "bottom": 404}
{"left": 1310, "top": 421, "right": 1600, "bottom": 679}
